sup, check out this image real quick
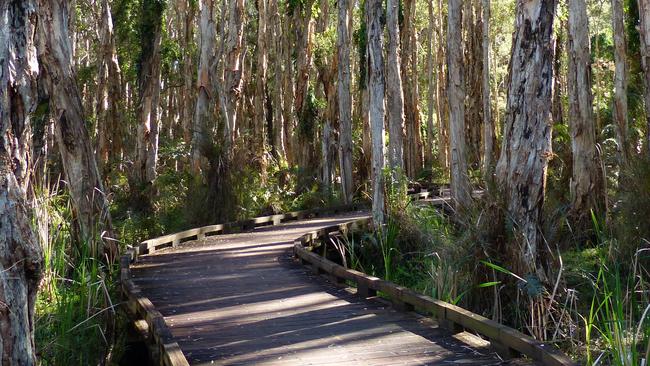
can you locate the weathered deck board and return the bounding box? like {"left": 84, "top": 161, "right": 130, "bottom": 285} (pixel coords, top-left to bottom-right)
{"left": 131, "top": 212, "right": 510, "bottom": 365}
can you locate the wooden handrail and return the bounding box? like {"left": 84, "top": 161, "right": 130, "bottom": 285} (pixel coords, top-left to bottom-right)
{"left": 292, "top": 216, "right": 576, "bottom": 366}
{"left": 119, "top": 185, "right": 447, "bottom": 365}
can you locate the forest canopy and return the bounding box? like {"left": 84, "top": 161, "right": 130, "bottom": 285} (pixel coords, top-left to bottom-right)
{"left": 0, "top": 0, "right": 649, "bottom": 364}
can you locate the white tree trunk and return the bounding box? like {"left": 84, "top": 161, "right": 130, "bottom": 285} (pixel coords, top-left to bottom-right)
{"left": 481, "top": 0, "right": 495, "bottom": 179}
{"left": 180, "top": 0, "right": 196, "bottom": 145}
{"left": 368, "top": 0, "right": 386, "bottom": 225}
{"left": 223, "top": 0, "right": 246, "bottom": 149}
{"left": 447, "top": 0, "right": 472, "bottom": 207}
{"left": 496, "top": 0, "right": 557, "bottom": 279}
{"left": 254, "top": 0, "right": 268, "bottom": 176}
{"left": 425, "top": 0, "right": 436, "bottom": 167}
{"left": 612, "top": 0, "right": 629, "bottom": 165}
{"left": 0, "top": 2, "right": 44, "bottom": 363}
{"left": 337, "top": 0, "right": 354, "bottom": 203}
{"left": 386, "top": 0, "right": 405, "bottom": 173}
{"left": 192, "top": 0, "right": 216, "bottom": 174}
{"left": 269, "top": 0, "right": 286, "bottom": 160}
{"left": 567, "top": 0, "right": 604, "bottom": 217}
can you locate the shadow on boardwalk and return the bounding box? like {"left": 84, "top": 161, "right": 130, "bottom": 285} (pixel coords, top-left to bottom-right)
{"left": 131, "top": 213, "right": 513, "bottom": 366}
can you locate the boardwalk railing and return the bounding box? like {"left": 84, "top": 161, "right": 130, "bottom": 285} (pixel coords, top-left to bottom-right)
{"left": 119, "top": 184, "right": 447, "bottom": 366}
{"left": 292, "top": 217, "right": 576, "bottom": 366}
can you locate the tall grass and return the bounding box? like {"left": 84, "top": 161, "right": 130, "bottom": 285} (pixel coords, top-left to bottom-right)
{"left": 32, "top": 179, "right": 120, "bottom": 365}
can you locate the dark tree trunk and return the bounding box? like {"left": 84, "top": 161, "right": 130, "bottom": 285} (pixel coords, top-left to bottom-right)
{"left": 496, "top": 0, "right": 558, "bottom": 280}
{"left": 38, "top": 0, "right": 115, "bottom": 259}
{"left": 0, "top": 2, "right": 44, "bottom": 364}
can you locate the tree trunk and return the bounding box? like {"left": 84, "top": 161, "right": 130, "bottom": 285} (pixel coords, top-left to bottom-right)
{"left": 192, "top": 0, "right": 216, "bottom": 174}
{"left": 180, "top": 0, "right": 196, "bottom": 145}
{"left": 318, "top": 57, "right": 338, "bottom": 190}
{"left": 402, "top": 0, "right": 423, "bottom": 178}
{"left": 96, "top": 0, "right": 122, "bottom": 178}
{"left": 436, "top": 0, "right": 450, "bottom": 171}
{"left": 367, "top": 0, "right": 386, "bottom": 225}
{"left": 337, "top": 0, "right": 354, "bottom": 203}
{"left": 425, "top": 0, "right": 436, "bottom": 168}
{"left": 496, "top": 0, "right": 557, "bottom": 279}
{"left": 294, "top": 1, "right": 315, "bottom": 118}
{"left": 136, "top": 0, "right": 165, "bottom": 186}
{"left": 269, "top": 0, "right": 286, "bottom": 161}
{"left": 481, "top": 0, "right": 495, "bottom": 180}
{"left": 255, "top": 0, "right": 269, "bottom": 176}
{"left": 386, "top": 0, "right": 405, "bottom": 174}
{"left": 447, "top": 0, "right": 472, "bottom": 207}
{"left": 222, "top": 0, "right": 245, "bottom": 150}
{"left": 0, "top": 2, "right": 44, "bottom": 363}
{"left": 464, "top": 0, "right": 482, "bottom": 170}
{"left": 612, "top": 0, "right": 629, "bottom": 166}
{"left": 639, "top": 0, "right": 650, "bottom": 157}
{"left": 567, "top": 0, "right": 605, "bottom": 218}
{"left": 282, "top": 14, "right": 296, "bottom": 166}
{"left": 38, "top": 0, "right": 115, "bottom": 259}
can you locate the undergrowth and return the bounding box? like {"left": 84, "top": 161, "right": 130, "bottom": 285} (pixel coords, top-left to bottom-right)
{"left": 344, "top": 167, "right": 649, "bottom": 365}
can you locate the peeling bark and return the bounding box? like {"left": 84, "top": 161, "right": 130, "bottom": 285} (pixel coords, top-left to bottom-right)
{"left": 496, "top": 0, "right": 557, "bottom": 279}
{"left": 481, "top": 0, "right": 495, "bottom": 180}
{"left": 612, "top": 0, "right": 629, "bottom": 166}
{"left": 368, "top": 0, "right": 386, "bottom": 225}
{"left": 38, "top": 0, "right": 115, "bottom": 258}
{"left": 269, "top": 0, "right": 286, "bottom": 160}
{"left": 337, "top": 0, "right": 354, "bottom": 203}
{"left": 0, "top": 2, "right": 44, "bottom": 363}
{"left": 567, "top": 0, "right": 604, "bottom": 218}
{"left": 447, "top": 0, "right": 472, "bottom": 207}
{"left": 192, "top": 0, "right": 216, "bottom": 174}
{"left": 136, "top": 0, "right": 165, "bottom": 186}
{"left": 96, "top": 0, "right": 122, "bottom": 177}
{"left": 639, "top": 0, "right": 650, "bottom": 156}
{"left": 223, "top": 0, "right": 245, "bottom": 150}
{"left": 386, "top": 0, "right": 405, "bottom": 173}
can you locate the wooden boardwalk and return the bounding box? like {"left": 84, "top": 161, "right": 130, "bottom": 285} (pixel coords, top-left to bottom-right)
{"left": 131, "top": 211, "right": 510, "bottom": 366}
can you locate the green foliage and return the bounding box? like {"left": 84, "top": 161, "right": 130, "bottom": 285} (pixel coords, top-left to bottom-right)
{"left": 354, "top": 0, "right": 367, "bottom": 89}
{"left": 34, "top": 183, "right": 122, "bottom": 365}
{"left": 298, "top": 87, "right": 323, "bottom": 139}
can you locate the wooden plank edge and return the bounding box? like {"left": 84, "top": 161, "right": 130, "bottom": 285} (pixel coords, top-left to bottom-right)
{"left": 292, "top": 218, "right": 576, "bottom": 366}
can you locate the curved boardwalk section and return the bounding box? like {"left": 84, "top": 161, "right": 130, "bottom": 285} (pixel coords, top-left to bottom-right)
{"left": 131, "top": 212, "right": 506, "bottom": 365}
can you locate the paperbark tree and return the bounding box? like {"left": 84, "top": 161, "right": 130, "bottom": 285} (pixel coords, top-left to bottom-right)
{"left": 38, "top": 0, "right": 115, "bottom": 258}
{"left": 222, "top": 0, "right": 245, "bottom": 150}
{"left": 96, "top": 0, "right": 122, "bottom": 177}
{"left": 612, "top": 0, "right": 629, "bottom": 165}
{"left": 386, "top": 0, "right": 405, "bottom": 173}
{"left": 0, "top": 2, "right": 44, "bottom": 363}
{"left": 464, "top": 0, "right": 483, "bottom": 169}
{"left": 180, "top": 0, "right": 196, "bottom": 145}
{"left": 639, "top": 0, "right": 650, "bottom": 156}
{"left": 136, "top": 0, "right": 165, "bottom": 186}
{"left": 368, "top": 0, "right": 386, "bottom": 225}
{"left": 337, "top": 0, "right": 354, "bottom": 203}
{"left": 447, "top": 0, "right": 472, "bottom": 207}
{"left": 255, "top": 0, "right": 269, "bottom": 176}
{"left": 496, "top": 0, "right": 557, "bottom": 279}
{"left": 402, "top": 0, "right": 423, "bottom": 178}
{"left": 481, "top": 0, "right": 495, "bottom": 179}
{"left": 567, "top": 0, "right": 605, "bottom": 218}
{"left": 425, "top": 0, "right": 436, "bottom": 168}
{"left": 436, "top": 0, "right": 449, "bottom": 170}
{"left": 269, "top": 0, "right": 286, "bottom": 160}
{"left": 192, "top": 0, "right": 216, "bottom": 174}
